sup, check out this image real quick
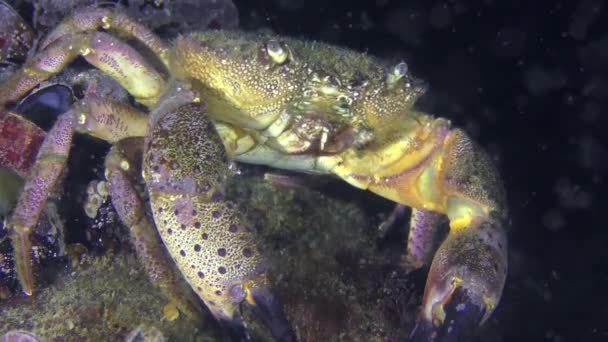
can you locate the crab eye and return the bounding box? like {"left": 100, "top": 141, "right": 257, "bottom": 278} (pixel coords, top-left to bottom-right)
{"left": 266, "top": 39, "right": 288, "bottom": 64}
{"left": 387, "top": 61, "right": 409, "bottom": 88}
{"left": 394, "top": 62, "right": 408, "bottom": 77}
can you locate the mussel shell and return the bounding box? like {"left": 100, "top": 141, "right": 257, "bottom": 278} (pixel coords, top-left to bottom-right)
{"left": 16, "top": 83, "right": 75, "bottom": 131}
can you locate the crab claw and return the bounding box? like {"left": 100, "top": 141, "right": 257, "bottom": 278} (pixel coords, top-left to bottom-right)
{"left": 143, "top": 82, "right": 295, "bottom": 341}
{"left": 218, "top": 274, "right": 296, "bottom": 341}
{"left": 244, "top": 275, "right": 297, "bottom": 341}
{"left": 411, "top": 217, "right": 507, "bottom": 342}
{"left": 410, "top": 285, "right": 485, "bottom": 342}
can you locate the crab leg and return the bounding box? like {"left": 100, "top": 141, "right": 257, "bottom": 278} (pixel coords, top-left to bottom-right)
{"left": 142, "top": 82, "right": 296, "bottom": 340}
{"left": 5, "top": 93, "right": 149, "bottom": 295}
{"left": 6, "top": 108, "right": 76, "bottom": 295}
{"left": 403, "top": 208, "right": 445, "bottom": 270}
{"left": 0, "top": 31, "right": 165, "bottom": 107}
{"left": 104, "top": 138, "right": 204, "bottom": 321}
{"left": 377, "top": 205, "right": 445, "bottom": 270}
{"left": 38, "top": 6, "right": 170, "bottom": 68}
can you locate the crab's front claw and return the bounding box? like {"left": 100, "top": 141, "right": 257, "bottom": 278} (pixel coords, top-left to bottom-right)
{"left": 244, "top": 275, "right": 297, "bottom": 341}
{"left": 410, "top": 286, "right": 485, "bottom": 342}
{"left": 412, "top": 217, "right": 507, "bottom": 342}
{"left": 219, "top": 274, "right": 296, "bottom": 341}
{"left": 143, "top": 82, "right": 295, "bottom": 340}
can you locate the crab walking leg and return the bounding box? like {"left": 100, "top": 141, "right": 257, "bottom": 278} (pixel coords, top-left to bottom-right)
{"left": 142, "top": 83, "right": 296, "bottom": 341}
{"left": 75, "top": 93, "right": 148, "bottom": 142}
{"left": 0, "top": 31, "right": 165, "bottom": 107}
{"left": 403, "top": 208, "right": 445, "bottom": 270}
{"left": 6, "top": 109, "right": 76, "bottom": 295}
{"left": 6, "top": 95, "right": 148, "bottom": 295}
{"left": 376, "top": 206, "right": 444, "bottom": 270}
{"left": 38, "top": 7, "right": 170, "bottom": 68}
{"left": 104, "top": 138, "right": 204, "bottom": 321}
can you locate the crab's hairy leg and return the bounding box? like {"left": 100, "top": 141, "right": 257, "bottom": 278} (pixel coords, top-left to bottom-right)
{"left": 0, "top": 32, "right": 165, "bottom": 107}
{"left": 403, "top": 208, "right": 445, "bottom": 270}
{"left": 6, "top": 109, "right": 77, "bottom": 295}
{"left": 76, "top": 93, "right": 148, "bottom": 142}
{"left": 142, "top": 82, "right": 296, "bottom": 341}
{"left": 39, "top": 7, "right": 169, "bottom": 68}
{"left": 375, "top": 206, "right": 444, "bottom": 270}
{"left": 104, "top": 138, "right": 204, "bottom": 321}
{"left": 0, "top": 111, "right": 45, "bottom": 178}
{"left": 0, "top": 35, "right": 81, "bottom": 107}
{"left": 6, "top": 94, "right": 149, "bottom": 295}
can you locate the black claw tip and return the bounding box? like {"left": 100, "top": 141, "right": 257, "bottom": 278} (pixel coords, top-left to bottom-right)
{"left": 219, "top": 317, "right": 248, "bottom": 342}
{"left": 249, "top": 288, "right": 297, "bottom": 342}
{"left": 410, "top": 287, "right": 485, "bottom": 342}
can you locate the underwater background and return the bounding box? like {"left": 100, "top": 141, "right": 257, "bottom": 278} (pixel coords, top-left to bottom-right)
{"left": 0, "top": 0, "right": 606, "bottom": 341}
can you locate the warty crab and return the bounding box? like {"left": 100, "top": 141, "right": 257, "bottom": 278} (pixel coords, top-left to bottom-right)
{"left": 0, "top": 5, "right": 508, "bottom": 341}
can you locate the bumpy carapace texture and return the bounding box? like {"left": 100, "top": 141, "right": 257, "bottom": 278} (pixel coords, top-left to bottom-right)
{"left": 143, "top": 102, "right": 265, "bottom": 320}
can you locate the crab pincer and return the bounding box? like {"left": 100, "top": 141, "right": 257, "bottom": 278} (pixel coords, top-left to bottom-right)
{"left": 142, "top": 83, "right": 296, "bottom": 340}
{"left": 405, "top": 130, "right": 508, "bottom": 341}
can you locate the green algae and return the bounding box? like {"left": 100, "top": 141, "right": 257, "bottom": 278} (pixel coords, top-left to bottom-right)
{"left": 0, "top": 252, "right": 221, "bottom": 341}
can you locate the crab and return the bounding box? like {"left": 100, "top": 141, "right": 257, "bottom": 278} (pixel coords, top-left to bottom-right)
{"left": 0, "top": 5, "right": 508, "bottom": 341}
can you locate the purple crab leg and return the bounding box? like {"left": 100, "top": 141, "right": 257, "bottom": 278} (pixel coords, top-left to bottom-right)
{"left": 403, "top": 208, "right": 445, "bottom": 270}
{"left": 5, "top": 93, "right": 148, "bottom": 295}
{"left": 377, "top": 204, "right": 407, "bottom": 237}
{"left": 0, "top": 31, "right": 165, "bottom": 107}
{"left": 104, "top": 138, "right": 204, "bottom": 320}
{"left": 38, "top": 7, "right": 169, "bottom": 68}
{"left": 6, "top": 109, "right": 76, "bottom": 295}
{"left": 75, "top": 93, "right": 148, "bottom": 142}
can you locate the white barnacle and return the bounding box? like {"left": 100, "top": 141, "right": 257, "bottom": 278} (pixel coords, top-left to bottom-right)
{"left": 101, "top": 16, "right": 111, "bottom": 30}
{"left": 266, "top": 39, "right": 288, "bottom": 64}
{"left": 96, "top": 181, "right": 108, "bottom": 197}
{"left": 319, "top": 127, "right": 329, "bottom": 151}
{"left": 120, "top": 159, "right": 130, "bottom": 171}
{"left": 80, "top": 47, "right": 91, "bottom": 56}
{"left": 78, "top": 113, "right": 87, "bottom": 125}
